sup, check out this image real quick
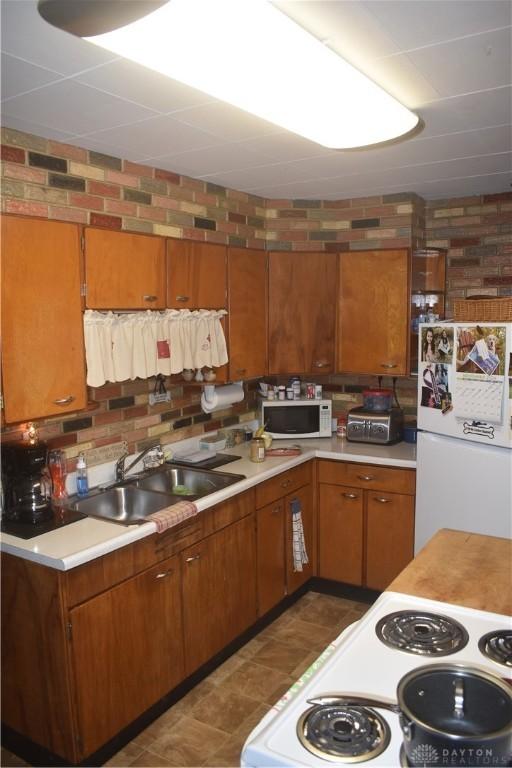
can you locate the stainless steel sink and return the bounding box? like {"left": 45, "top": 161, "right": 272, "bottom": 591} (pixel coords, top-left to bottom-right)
{"left": 71, "top": 464, "right": 245, "bottom": 525}
{"left": 135, "top": 465, "right": 245, "bottom": 498}
{"left": 71, "top": 486, "right": 182, "bottom": 525}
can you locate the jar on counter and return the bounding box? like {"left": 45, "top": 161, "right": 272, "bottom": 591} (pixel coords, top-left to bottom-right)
{"left": 250, "top": 437, "right": 265, "bottom": 462}
{"left": 336, "top": 416, "right": 347, "bottom": 439}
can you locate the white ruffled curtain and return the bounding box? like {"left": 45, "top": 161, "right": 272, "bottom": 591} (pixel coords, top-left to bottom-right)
{"left": 84, "top": 309, "right": 228, "bottom": 387}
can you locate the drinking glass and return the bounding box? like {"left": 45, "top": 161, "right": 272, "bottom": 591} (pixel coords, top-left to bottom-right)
{"left": 48, "top": 449, "right": 67, "bottom": 504}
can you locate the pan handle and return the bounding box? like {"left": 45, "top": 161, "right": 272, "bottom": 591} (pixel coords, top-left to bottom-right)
{"left": 453, "top": 678, "right": 465, "bottom": 718}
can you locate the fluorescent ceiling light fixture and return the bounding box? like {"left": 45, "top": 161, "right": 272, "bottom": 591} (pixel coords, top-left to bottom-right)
{"left": 40, "top": 0, "right": 419, "bottom": 149}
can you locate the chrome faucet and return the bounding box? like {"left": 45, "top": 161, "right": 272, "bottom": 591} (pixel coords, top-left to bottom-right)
{"left": 115, "top": 444, "right": 163, "bottom": 482}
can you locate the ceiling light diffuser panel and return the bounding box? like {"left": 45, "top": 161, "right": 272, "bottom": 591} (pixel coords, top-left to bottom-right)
{"left": 39, "top": 0, "right": 420, "bottom": 149}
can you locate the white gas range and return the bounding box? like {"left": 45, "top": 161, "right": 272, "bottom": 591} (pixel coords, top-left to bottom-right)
{"left": 241, "top": 591, "right": 511, "bottom": 767}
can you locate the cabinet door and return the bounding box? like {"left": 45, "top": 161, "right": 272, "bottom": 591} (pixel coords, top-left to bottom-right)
{"left": 257, "top": 500, "right": 285, "bottom": 616}
{"left": 318, "top": 483, "right": 363, "bottom": 585}
{"left": 69, "top": 556, "right": 184, "bottom": 758}
{"left": 285, "top": 484, "right": 314, "bottom": 594}
{"left": 84, "top": 227, "right": 166, "bottom": 309}
{"left": 268, "top": 252, "right": 336, "bottom": 374}
{"left": 1, "top": 216, "right": 87, "bottom": 422}
{"left": 182, "top": 514, "right": 256, "bottom": 674}
{"left": 167, "top": 239, "right": 227, "bottom": 308}
{"left": 337, "top": 249, "right": 409, "bottom": 375}
{"left": 365, "top": 492, "right": 414, "bottom": 591}
{"left": 228, "top": 247, "right": 267, "bottom": 380}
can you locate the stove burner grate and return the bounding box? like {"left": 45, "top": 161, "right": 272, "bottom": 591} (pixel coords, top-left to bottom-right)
{"left": 297, "top": 703, "right": 390, "bottom": 763}
{"left": 375, "top": 610, "right": 469, "bottom": 656}
{"left": 478, "top": 630, "right": 512, "bottom": 667}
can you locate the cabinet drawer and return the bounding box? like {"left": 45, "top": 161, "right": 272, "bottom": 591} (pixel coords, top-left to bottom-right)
{"left": 318, "top": 460, "right": 415, "bottom": 495}
{"left": 256, "top": 462, "right": 312, "bottom": 508}
{"left": 66, "top": 517, "right": 205, "bottom": 606}
{"left": 65, "top": 492, "right": 255, "bottom": 606}
{"left": 204, "top": 489, "right": 254, "bottom": 536}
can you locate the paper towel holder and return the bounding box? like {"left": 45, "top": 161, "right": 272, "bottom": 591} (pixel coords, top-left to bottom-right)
{"left": 200, "top": 381, "right": 244, "bottom": 413}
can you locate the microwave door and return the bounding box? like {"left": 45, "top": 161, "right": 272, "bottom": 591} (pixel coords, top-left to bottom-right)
{"left": 266, "top": 405, "right": 320, "bottom": 437}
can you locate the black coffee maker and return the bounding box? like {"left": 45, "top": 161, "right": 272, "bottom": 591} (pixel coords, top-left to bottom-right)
{"left": 2, "top": 441, "right": 53, "bottom": 524}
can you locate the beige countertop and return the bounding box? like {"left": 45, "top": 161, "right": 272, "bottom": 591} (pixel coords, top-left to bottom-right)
{"left": 0, "top": 436, "right": 416, "bottom": 571}
{"left": 388, "top": 528, "right": 512, "bottom": 615}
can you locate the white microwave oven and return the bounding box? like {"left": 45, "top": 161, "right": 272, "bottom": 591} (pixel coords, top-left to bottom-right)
{"left": 261, "top": 399, "right": 332, "bottom": 439}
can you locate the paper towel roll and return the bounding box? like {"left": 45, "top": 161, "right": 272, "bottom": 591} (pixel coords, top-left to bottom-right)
{"left": 200, "top": 382, "right": 244, "bottom": 413}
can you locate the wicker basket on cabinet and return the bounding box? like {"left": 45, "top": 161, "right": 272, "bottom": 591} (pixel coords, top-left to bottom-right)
{"left": 452, "top": 297, "right": 512, "bottom": 322}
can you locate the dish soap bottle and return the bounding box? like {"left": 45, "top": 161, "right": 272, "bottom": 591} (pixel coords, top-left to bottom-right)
{"left": 76, "top": 452, "right": 89, "bottom": 497}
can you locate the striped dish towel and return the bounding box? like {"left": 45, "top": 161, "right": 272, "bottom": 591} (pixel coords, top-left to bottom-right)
{"left": 290, "top": 498, "right": 309, "bottom": 572}
{"left": 147, "top": 500, "right": 198, "bottom": 533}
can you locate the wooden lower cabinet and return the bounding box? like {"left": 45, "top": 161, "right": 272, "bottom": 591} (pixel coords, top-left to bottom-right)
{"left": 181, "top": 513, "right": 257, "bottom": 674}
{"left": 257, "top": 500, "right": 286, "bottom": 616}
{"left": 1, "top": 492, "right": 257, "bottom": 764}
{"left": 255, "top": 462, "right": 314, "bottom": 616}
{"left": 318, "top": 484, "right": 363, "bottom": 585}
{"left": 69, "top": 556, "right": 184, "bottom": 757}
{"left": 285, "top": 483, "right": 314, "bottom": 594}
{"left": 318, "top": 461, "right": 415, "bottom": 591}
{"left": 365, "top": 492, "right": 415, "bottom": 590}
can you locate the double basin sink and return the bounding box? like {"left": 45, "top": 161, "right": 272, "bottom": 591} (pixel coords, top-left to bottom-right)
{"left": 71, "top": 465, "right": 245, "bottom": 525}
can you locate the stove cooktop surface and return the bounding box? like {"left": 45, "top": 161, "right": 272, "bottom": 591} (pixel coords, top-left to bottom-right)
{"left": 241, "top": 592, "right": 512, "bottom": 767}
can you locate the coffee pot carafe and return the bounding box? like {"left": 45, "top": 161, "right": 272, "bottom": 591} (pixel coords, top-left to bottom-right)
{"left": 1, "top": 441, "right": 53, "bottom": 524}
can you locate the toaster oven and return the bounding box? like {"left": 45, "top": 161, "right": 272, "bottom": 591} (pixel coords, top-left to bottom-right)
{"left": 346, "top": 406, "right": 403, "bottom": 445}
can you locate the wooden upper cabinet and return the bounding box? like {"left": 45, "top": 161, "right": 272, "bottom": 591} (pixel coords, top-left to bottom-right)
{"left": 268, "top": 251, "right": 337, "bottom": 375}
{"left": 337, "top": 249, "right": 410, "bottom": 375}
{"left": 84, "top": 227, "right": 166, "bottom": 309}
{"left": 228, "top": 247, "right": 267, "bottom": 380}
{"left": 167, "top": 239, "right": 227, "bottom": 308}
{"left": 1, "top": 216, "right": 87, "bottom": 423}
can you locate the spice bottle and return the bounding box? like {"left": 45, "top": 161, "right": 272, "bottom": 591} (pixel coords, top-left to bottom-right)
{"left": 250, "top": 437, "right": 265, "bottom": 463}
{"left": 76, "top": 452, "right": 89, "bottom": 496}
{"left": 336, "top": 416, "right": 347, "bottom": 439}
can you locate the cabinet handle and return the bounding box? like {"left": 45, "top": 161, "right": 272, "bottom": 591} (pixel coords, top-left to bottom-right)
{"left": 185, "top": 554, "right": 201, "bottom": 563}
{"left": 374, "top": 497, "right": 392, "bottom": 504}
{"left": 155, "top": 569, "right": 173, "bottom": 579}
{"left": 342, "top": 492, "right": 358, "bottom": 500}
{"left": 380, "top": 362, "right": 398, "bottom": 369}
{"left": 271, "top": 506, "right": 281, "bottom": 515}
{"left": 53, "top": 395, "right": 75, "bottom": 405}
{"left": 313, "top": 360, "right": 329, "bottom": 368}
{"left": 236, "top": 368, "right": 247, "bottom": 374}
{"left": 143, "top": 294, "right": 157, "bottom": 302}
{"left": 176, "top": 295, "right": 190, "bottom": 302}
{"left": 280, "top": 479, "right": 292, "bottom": 488}
{"left": 357, "top": 474, "right": 374, "bottom": 482}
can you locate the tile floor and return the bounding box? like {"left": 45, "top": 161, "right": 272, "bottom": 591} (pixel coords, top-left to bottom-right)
{"left": 1, "top": 592, "right": 371, "bottom": 768}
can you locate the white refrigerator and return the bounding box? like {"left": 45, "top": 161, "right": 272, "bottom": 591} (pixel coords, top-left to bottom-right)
{"left": 415, "top": 321, "right": 512, "bottom": 554}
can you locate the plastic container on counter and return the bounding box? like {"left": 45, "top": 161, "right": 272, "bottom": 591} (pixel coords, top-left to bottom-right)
{"left": 403, "top": 421, "right": 418, "bottom": 443}
{"left": 362, "top": 388, "right": 393, "bottom": 412}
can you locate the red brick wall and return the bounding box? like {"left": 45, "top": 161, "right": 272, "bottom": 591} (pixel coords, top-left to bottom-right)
{"left": 426, "top": 194, "right": 512, "bottom": 313}
{"left": 2, "top": 127, "right": 510, "bottom": 466}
